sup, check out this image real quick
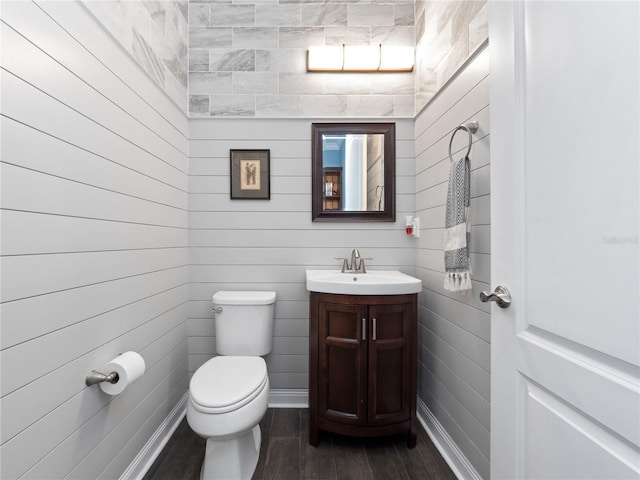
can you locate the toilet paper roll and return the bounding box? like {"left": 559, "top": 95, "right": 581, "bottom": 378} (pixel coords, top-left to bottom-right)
{"left": 99, "top": 351, "right": 145, "bottom": 395}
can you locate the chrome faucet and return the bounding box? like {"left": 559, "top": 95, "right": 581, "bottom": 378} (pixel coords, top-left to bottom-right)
{"left": 335, "top": 249, "right": 373, "bottom": 273}
{"left": 351, "top": 249, "right": 361, "bottom": 272}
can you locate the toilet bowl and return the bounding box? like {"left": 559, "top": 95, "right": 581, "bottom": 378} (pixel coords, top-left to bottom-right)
{"left": 187, "top": 356, "right": 269, "bottom": 479}
{"left": 186, "top": 291, "right": 276, "bottom": 480}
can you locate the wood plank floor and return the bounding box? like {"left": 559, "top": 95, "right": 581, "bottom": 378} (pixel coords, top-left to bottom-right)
{"left": 143, "top": 408, "right": 457, "bottom": 480}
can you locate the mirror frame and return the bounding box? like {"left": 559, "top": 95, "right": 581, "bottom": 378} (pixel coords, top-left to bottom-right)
{"left": 311, "top": 122, "right": 396, "bottom": 222}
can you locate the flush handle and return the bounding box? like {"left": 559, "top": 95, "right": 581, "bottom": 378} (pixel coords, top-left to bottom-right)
{"left": 479, "top": 286, "right": 512, "bottom": 308}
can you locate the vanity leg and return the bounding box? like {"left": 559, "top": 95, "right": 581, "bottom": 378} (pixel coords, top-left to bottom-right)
{"left": 407, "top": 425, "right": 417, "bottom": 449}
{"left": 309, "top": 414, "right": 319, "bottom": 447}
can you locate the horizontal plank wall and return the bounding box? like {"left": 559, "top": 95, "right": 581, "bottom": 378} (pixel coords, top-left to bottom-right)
{"left": 414, "top": 45, "right": 490, "bottom": 479}
{"left": 189, "top": 118, "right": 416, "bottom": 397}
{"left": 0, "top": 1, "right": 189, "bottom": 479}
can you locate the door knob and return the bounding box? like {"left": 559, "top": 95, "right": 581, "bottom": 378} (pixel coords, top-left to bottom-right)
{"left": 479, "top": 286, "right": 512, "bottom": 308}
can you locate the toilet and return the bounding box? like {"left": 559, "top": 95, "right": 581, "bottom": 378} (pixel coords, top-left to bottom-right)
{"left": 187, "top": 291, "right": 276, "bottom": 480}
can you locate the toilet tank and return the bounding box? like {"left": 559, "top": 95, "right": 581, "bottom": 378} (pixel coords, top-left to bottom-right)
{"left": 212, "top": 291, "right": 276, "bottom": 356}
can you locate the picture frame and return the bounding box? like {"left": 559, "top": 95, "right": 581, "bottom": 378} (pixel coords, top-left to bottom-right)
{"left": 230, "top": 149, "right": 270, "bottom": 200}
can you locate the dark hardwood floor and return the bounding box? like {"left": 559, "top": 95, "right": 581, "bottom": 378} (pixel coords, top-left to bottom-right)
{"left": 143, "top": 408, "right": 457, "bottom": 480}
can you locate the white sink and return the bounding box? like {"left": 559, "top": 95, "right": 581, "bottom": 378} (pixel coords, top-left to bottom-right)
{"left": 306, "top": 269, "right": 422, "bottom": 295}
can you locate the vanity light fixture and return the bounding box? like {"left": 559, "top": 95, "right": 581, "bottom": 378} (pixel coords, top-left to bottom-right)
{"left": 307, "top": 44, "right": 414, "bottom": 73}
{"left": 306, "top": 45, "right": 344, "bottom": 71}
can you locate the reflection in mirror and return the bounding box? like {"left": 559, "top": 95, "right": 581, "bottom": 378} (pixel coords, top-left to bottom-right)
{"left": 312, "top": 123, "right": 395, "bottom": 222}
{"left": 322, "top": 134, "right": 384, "bottom": 211}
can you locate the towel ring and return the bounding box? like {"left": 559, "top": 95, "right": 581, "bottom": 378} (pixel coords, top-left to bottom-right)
{"left": 448, "top": 121, "right": 479, "bottom": 162}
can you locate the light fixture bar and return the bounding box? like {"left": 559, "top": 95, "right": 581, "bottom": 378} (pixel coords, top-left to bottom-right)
{"left": 343, "top": 45, "right": 380, "bottom": 71}
{"left": 307, "top": 45, "right": 344, "bottom": 71}
{"left": 379, "top": 46, "right": 415, "bottom": 72}
{"left": 307, "top": 44, "right": 414, "bottom": 73}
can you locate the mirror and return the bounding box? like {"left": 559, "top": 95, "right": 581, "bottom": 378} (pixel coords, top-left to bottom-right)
{"left": 312, "top": 123, "right": 396, "bottom": 222}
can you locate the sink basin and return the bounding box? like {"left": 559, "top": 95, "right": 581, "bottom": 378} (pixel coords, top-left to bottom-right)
{"left": 306, "top": 270, "right": 422, "bottom": 295}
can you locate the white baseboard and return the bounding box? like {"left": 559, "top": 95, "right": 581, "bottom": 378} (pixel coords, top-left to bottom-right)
{"left": 268, "top": 388, "right": 308, "bottom": 408}
{"left": 416, "top": 397, "right": 482, "bottom": 480}
{"left": 120, "top": 391, "right": 188, "bottom": 480}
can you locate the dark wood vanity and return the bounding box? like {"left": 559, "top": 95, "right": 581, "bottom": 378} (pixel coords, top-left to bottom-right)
{"left": 308, "top": 292, "right": 417, "bottom": 448}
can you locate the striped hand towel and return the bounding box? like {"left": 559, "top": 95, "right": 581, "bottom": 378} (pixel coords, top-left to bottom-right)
{"left": 444, "top": 156, "right": 472, "bottom": 291}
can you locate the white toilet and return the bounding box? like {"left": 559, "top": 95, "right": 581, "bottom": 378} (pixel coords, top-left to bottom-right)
{"left": 187, "top": 291, "right": 276, "bottom": 480}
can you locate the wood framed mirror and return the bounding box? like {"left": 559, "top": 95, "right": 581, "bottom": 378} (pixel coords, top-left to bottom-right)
{"left": 312, "top": 123, "right": 396, "bottom": 222}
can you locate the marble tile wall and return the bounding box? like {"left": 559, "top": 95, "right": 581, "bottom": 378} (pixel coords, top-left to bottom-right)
{"left": 80, "top": 0, "right": 189, "bottom": 112}
{"left": 80, "top": 1, "right": 488, "bottom": 118}
{"left": 414, "top": 0, "right": 488, "bottom": 113}
{"left": 188, "top": 0, "right": 416, "bottom": 117}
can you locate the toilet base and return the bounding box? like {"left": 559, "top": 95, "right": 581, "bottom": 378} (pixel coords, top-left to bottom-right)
{"left": 200, "top": 424, "right": 262, "bottom": 480}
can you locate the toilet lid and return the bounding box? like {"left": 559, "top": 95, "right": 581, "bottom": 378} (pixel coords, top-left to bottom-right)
{"left": 190, "top": 356, "right": 268, "bottom": 414}
{"left": 212, "top": 290, "right": 276, "bottom": 305}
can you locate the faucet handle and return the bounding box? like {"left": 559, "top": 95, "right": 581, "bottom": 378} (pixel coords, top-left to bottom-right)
{"left": 358, "top": 257, "right": 374, "bottom": 273}
{"left": 334, "top": 256, "right": 350, "bottom": 272}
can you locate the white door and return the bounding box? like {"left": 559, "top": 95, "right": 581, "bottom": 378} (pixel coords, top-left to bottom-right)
{"left": 489, "top": 2, "right": 639, "bottom": 479}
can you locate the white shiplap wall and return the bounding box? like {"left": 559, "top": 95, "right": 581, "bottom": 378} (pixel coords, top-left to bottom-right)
{"left": 0, "top": 1, "right": 189, "bottom": 479}
{"left": 414, "top": 45, "right": 491, "bottom": 479}
{"left": 189, "top": 118, "right": 416, "bottom": 397}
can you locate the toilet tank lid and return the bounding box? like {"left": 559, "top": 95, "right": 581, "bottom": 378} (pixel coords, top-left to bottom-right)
{"left": 212, "top": 291, "right": 276, "bottom": 305}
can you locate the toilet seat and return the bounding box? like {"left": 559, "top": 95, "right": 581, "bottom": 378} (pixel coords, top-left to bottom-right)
{"left": 190, "top": 356, "right": 268, "bottom": 415}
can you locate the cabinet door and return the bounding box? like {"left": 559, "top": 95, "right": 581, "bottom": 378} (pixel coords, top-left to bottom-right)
{"left": 367, "top": 302, "right": 412, "bottom": 426}
{"left": 318, "top": 301, "right": 368, "bottom": 425}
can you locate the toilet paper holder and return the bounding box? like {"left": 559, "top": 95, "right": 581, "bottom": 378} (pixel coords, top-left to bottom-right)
{"left": 85, "top": 370, "right": 119, "bottom": 386}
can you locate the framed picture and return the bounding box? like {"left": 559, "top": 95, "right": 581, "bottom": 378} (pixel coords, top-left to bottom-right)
{"left": 230, "top": 149, "right": 270, "bottom": 200}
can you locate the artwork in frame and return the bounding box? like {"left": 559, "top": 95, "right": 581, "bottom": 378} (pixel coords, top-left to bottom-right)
{"left": 230, "top": 149, "right": 270, "bottom": 200}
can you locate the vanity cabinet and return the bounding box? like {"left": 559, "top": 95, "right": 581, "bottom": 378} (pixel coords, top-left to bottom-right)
{"left": 308, "top": 292, "right": 417, "bottom": 448}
